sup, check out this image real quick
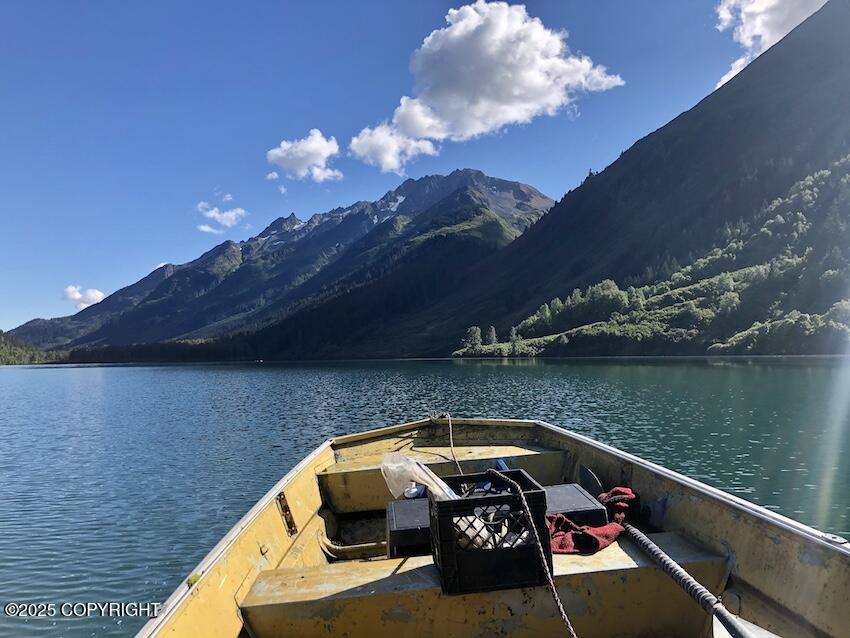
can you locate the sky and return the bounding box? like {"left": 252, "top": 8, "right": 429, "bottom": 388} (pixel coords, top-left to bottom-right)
{"left": 0, "top": 0, "right": 827, "bottom": 330}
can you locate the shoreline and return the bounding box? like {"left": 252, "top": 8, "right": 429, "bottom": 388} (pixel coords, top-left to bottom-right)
{"left": 6, "top": 352, "right": 850, "bottom": 369}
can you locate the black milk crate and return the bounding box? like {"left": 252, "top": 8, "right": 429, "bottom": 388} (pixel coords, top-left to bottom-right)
{"left": 428, "top": 469, "right": 552, "bottom": 595}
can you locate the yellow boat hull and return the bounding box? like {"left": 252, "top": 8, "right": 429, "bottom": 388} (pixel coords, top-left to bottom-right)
{"left": 137, "top": 418, "right": 850, "bottom": 637}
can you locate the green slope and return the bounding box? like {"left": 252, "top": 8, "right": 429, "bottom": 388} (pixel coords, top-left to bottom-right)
{"left": 382, "top": 0, "right": 850, "bottom": 356}
{"left": 458, "top": 155, "right": 850, "bottom": 357}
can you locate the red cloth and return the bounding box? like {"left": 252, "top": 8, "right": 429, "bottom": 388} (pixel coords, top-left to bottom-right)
{"left": 546, "top": 486, "right": 637, "bottom": 555}
{"left": 546, "top": 515, "right": 624, "bottom": 554}
{"left": 598, "top": 486, "right": 637, "bottom": 524}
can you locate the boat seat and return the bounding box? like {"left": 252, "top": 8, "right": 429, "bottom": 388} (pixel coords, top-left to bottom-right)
{"left": 241, "top": 532, "right": 728, "bottom": 638}
{"left": 317, "top": 443, "right": 567, "bottom": 513}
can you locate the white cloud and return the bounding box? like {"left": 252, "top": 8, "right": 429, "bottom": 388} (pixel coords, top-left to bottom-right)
{"left": 63, "top": 285, "right": 105, "bottom": 311}
{"left": 267, "top": 128, "right": 343, "bottom": 182}
{"left": 194, "top": 193, "right": 247, "bottom": 234}
{"left": 350, "top": 0, "right": 623, "bottom": 173}
{"left": 277, "top": 185, "right": 287, "bottom": 195}
{"left": 265, "top": 171, "right": 279, "bottom": 180}
{"left": 715, "top": 0, "right": 826, "bottom": 87}
{"left": 197, "top": 224, "right": 225, "bottom": 235}
{"left": 349, "top": 123, "right": 438, "bottom": 175}
{"left": 201, "top": 206, "right": 246, "bottom": 228}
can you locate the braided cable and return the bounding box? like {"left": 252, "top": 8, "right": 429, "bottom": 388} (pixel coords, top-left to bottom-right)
{"left": 622, "top": 523, "right": 751, "bottom": 638}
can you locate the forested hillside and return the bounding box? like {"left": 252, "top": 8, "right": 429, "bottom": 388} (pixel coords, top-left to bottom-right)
{"left": 0, "top": 331, "right": 56, "bottom": 364}
{"left": 456, "top": 155, "right": 850, "bottom": 357}
{"left": 369, "top": 0, "right": 850, "bottom": 357}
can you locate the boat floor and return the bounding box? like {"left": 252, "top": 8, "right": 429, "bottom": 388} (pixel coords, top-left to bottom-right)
{"left": 241, "top": 532, "right": 729, "bottom": 637}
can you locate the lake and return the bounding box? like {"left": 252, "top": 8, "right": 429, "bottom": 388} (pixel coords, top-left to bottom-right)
{"left": 1, "top": 358, "right": 848, "bottom": 637}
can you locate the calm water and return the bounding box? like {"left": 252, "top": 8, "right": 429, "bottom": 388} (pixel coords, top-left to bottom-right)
{"left": 1, "top": 359, "right": 849, "bottom": 637}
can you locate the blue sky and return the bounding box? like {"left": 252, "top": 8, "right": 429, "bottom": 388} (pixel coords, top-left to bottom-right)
{"left": 0, "top": 1, "right": 825, "bottom": 329}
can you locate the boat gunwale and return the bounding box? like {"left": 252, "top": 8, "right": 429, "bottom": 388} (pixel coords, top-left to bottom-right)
{"left": 135, "top": 439, "right": 334, "bottom": 637}
{"left": 534, "top": 419, "right": 850, "bottom": 557}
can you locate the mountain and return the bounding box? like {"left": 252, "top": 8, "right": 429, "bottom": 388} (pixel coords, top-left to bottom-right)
{"left": 340, "top": 0, "right": 850, "bottom": 357}
{"left": 11, "top": 266, "right": 173, "bottom": 351}
{"left": 457, "top": 153, "right": 850, "bottom": 357}
{"left": 40, "top": 1, "right": 850, "bottom": 362}
{"left": 12, "top": 170, "right": 551, "bottom": 350}
{"left": 243, "top": 185, "right": 539, "bottom": 358}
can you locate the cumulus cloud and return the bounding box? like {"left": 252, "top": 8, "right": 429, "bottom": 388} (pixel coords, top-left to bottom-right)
{"left": 194, "top": 198, "right": 246, "bottom": 233}
{"left": 267, "top": 128, "right": 343, "bottom": 182}
{"left": 265, "top": 171, "right": 279, "bottom": 180}
{"left": 349, "top": 0, "right": 623, "bottom": 173}
{"left": 222, "top": 192, "right": 233, "bottom": 202}
{"left": 715, "top": 0, "right": 826, "bottom": 86}
{"left": 64, "top": 285, "right": 105, "bottom": 311}
{"left": 201, "top": 206, "right": 246, "bottom": 228}
{"left": 349, "top": 123, "right": 438, "bottom": 175}
{"left": 277, "top": 185, "right": 287, "bottom": 195}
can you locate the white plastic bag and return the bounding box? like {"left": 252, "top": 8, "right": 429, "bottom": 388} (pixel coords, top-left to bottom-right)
{"left": 380, "top": 453, "right": 459, "bottom": 501}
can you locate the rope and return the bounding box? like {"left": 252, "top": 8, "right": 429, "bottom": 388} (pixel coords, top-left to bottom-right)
{"left": 487, "top": 469, "right": 578, "bottom": 638}
{"left": 444, "top": 412, "right": 463, "bottom": 475}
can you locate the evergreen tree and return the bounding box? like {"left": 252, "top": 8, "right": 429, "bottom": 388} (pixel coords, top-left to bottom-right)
{"left": 538, "top": 303, "right": 552, "bottom": 328}
{"left": 550, "top": 297, "right": 565, "bottom": 315}
{"left": 626, "top": 286, "right": 645, "bottom": 311}
{"left": 484, "top": 325, "right": 497, "bottom": 345}
{"left": 462, "top": 326, "right": 482, "bottom": 351}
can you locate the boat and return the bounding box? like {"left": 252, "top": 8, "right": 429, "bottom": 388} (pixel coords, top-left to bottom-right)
{"left": 136, "top": 417, "right": 850, "bottom": 637}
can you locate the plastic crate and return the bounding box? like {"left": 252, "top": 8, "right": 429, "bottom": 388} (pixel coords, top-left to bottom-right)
{"left": 429, "top": 469, "right": 552, "bottom": 595}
